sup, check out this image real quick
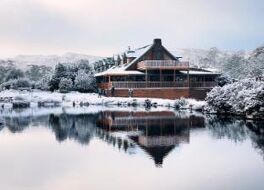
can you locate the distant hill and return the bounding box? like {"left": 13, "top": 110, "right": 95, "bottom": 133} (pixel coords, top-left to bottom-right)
{"left": 0, "top": 52, "right": 103, "bottom": 69}
{"left": 0, "top": 49, "right": 242, "bottom": 69}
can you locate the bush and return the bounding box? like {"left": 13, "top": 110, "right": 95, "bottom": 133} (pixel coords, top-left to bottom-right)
{"left": 174, "top": 98, "right": 188, "bottom": 109}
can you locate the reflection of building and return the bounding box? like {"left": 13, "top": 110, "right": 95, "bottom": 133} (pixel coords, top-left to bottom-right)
{"left": 97, "top": 111, "right": 205, "bottom": 166}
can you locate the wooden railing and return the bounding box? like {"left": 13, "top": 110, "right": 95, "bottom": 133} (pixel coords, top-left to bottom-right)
{"left": 137, "top": 60, "right": 189, "bottom": 70}
{"left": 98, "top": 81, "right": 217, "bottom": 89}
{"left": 111, "top": 81, "right": 187, "bottom": 88}
{"left": 190, "top": 81, "right": 217, "bottom": 88}
{"left": 110, "top": 81, "right": 217, "bottom": 88}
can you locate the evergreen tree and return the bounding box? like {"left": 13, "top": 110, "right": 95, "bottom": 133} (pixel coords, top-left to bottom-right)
{"left": 59, "top": 78, "right": 73, "bottom": 93}
{"left": 49, "top": 63, "right": 67, "bottom": 91}
{"left": 117, "top": 55, "right": 121, "bottom": 66}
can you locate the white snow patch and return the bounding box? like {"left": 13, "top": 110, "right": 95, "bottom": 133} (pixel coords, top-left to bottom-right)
{"left": 0, "top": 90, "right": 206, "bottom": 111}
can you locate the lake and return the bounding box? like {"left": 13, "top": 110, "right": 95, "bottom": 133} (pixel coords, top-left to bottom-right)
{"left": 0, "top": 107, "right": 264, "bottom": 190}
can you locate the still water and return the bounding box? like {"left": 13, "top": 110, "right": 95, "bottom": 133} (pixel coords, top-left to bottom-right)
{"left": 0, "top": 108, "right": 264, "bottom": 190}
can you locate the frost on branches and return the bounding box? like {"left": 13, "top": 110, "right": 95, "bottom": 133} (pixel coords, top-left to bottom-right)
{"left": 74, "top": 70, "right": 96, "bottom": 92}
{"left": 205, "top": 79, "right": 264, "bottom": 119}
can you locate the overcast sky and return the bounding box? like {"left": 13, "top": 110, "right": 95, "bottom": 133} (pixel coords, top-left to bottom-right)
{"left": 0, "top": 0, "right": 263, "bottom": 57}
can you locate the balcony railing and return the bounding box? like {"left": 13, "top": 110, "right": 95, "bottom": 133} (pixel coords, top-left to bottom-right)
{"left": 110, "top": 81, "right": 216, "bottom": 89}
{"left": 190, "top": 81, "right": 217, "bottom": 88}
{"left": 137, "top": 60, "right": 189, "bottom": 70}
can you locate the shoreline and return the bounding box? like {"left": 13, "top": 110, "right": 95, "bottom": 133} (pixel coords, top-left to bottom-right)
{"left": 0, "top": 89, "right": 263, "bottom": 120}
{"left": 0, "top": 89, "right": 205, "bottom": 110}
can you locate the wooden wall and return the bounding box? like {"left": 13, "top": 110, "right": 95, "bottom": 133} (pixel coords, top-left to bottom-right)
{"left": 107, "top": 88, "right": 188, "bottom": 99}
{"left": 105, "top": 88, "right": 211, "bottom": 100}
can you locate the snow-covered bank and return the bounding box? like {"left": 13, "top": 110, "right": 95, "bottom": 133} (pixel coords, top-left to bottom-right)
{"left": 0, "top": 90, "right": 205, "bottom": 111}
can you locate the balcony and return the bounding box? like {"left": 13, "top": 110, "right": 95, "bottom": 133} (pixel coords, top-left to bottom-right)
{"left": 137, "top": 60, "right": 189, "bottom": 70}
{"left": 110, "top": 81, "right": 216, "bottom": 89}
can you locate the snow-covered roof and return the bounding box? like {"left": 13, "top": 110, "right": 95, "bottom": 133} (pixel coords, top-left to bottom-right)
{"left": 124, "top": 45, "right": 153, "bottom": 69}
{"left": 126, "top": 45, "right": 151, "bottom": 58}
{"left": 180, "top": 70, "right": 220, "bottom": 75}
{"left": 94, "top": 65, "right": 144, "bottom": 77}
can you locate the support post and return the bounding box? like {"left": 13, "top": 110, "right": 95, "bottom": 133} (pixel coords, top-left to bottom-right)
{"left": 187, "top": 70, "right": 190, "bottom": 88}
{"left": 145, "top": 69, "right": 148, "bottom": 87}
{"left": 160, "top": 69, "right": 162, "bottom": 86}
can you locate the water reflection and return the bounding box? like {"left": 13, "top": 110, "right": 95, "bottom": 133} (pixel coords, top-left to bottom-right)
{"left": 0, "top": 109, "right": 264, "bottom": 166}
{"left": 97, "top": 111, "right": 205, "bottom": 166}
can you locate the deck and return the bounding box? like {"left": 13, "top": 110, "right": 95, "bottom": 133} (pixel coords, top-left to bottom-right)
{"left": 137, "top": 60, "right": 189, "bottom": 70}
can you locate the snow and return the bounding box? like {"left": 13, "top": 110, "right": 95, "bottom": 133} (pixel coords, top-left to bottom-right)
{"left": 126, "top": 45, "right": 152, "bottom": 58}
{"left": 94, "top": 66, "right": 144, "bottom": 77}
{"left": 180, "top": 70, "right": 219, "bottom": 75}
{"left": 0, "top": 90, "right": 205, "bottom": 111}
{"left": 205, "top": 78, "right": 264, "bottom": 118}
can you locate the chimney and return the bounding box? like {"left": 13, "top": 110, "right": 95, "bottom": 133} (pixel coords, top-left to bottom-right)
{"left": 154, "top": 38, "right": 162, "bottom": 46}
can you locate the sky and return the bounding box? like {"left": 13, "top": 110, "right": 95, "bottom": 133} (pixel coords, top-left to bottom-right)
{"left": 0, "top": 0, "right": 264, "bottom": 58}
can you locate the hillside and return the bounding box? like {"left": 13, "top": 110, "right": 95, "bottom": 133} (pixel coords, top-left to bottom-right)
{"left": 0, "top": 52, "right": 103, "bottom": 69}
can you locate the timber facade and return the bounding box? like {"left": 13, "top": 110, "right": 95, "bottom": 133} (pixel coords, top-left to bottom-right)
{"left": 94, "top": 39, "right": 220, "bottom": 100}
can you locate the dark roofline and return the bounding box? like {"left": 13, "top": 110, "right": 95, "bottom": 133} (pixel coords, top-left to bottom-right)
{"left": 125, "top": 39, "right": 179, "bottom": 70}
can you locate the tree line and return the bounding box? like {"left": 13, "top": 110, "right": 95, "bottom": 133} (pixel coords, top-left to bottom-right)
{"left": 197, "top": 45, "right": 264, "bottom": 79}
{"left": 0, "top": 59, "right": 96, "bottom": 93}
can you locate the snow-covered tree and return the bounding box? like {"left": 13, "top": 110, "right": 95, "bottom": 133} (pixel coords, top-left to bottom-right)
{"left": 4, "top": 68, "right": 25, "bottom": 82}
{"left": 26, "top": 65, "right": 52, "bottom": 82}
{"left": 0, "top": 78, "right": 31, "bottom": 90}
{"left": 77, "top": 59, "right": 93, "bottom": 73}
{"left": 247, "top": 46, "right": 264, "bottom": 78}
{"left": 74, "top": 70, "right": 96, "bottom": 92}
{"left": 117, "top": 55, "right": 121, "bottom": 66}
{"left": 49, "top": 63, "right": 67, "bottom": 91}
{"left": 215, "top": 74, "right": 235, "bottom": 87}
{"left": 221, "top": 51, "right": 246, "bottom": 79}
{"left": 35, "top": 75, "right": 52, "bottom": 90}
{"left": 49, "top": 60, "right": 94, "bottom": 92}
{"left": 59, "top": 78, "right": 73, "bottom": 93}
{"left": 205, "top": 79, "right": 264, "bottom": 118}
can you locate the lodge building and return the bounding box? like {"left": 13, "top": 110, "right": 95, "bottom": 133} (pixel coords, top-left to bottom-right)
{"left": 94, "top": 39, "right": 220, "bottom": 99}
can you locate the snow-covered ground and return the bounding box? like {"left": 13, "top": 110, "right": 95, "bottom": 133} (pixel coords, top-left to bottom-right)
{"left": 0, "top": 90, "right": 206, "bottom": 110}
